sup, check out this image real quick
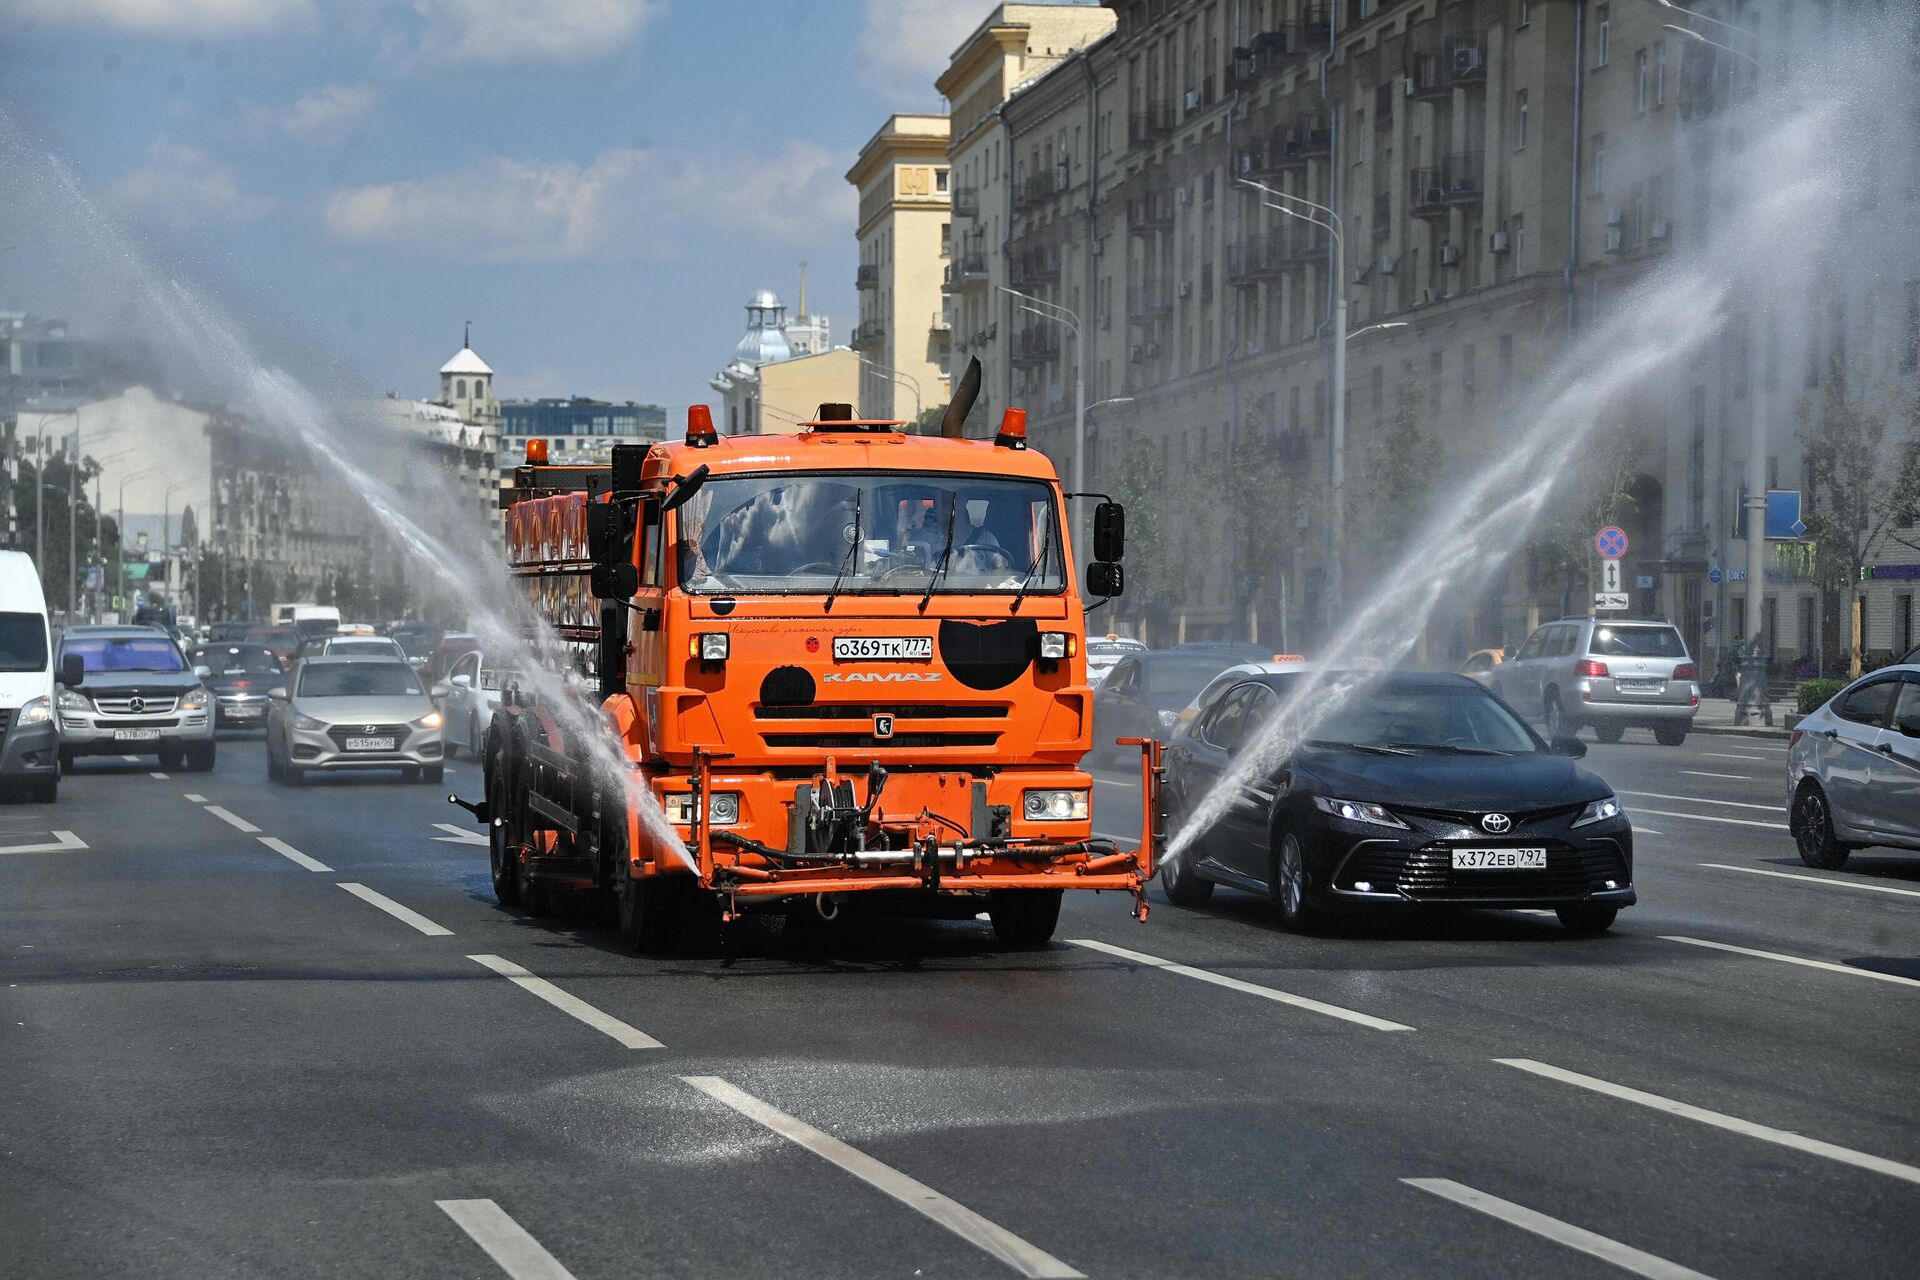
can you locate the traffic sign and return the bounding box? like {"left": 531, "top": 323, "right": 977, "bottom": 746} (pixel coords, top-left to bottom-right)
{"left": 1600, "top": 560, "right": 1623, "bottom": 593}
{"left": 1595, "top": 591, "right": 1629, "bottom": 611}
{"left": 1596, "top": 526, "right": 1629, "bottom": 559}
{"left": 1708, "top": 564, "right": 1723, "bottom": 585}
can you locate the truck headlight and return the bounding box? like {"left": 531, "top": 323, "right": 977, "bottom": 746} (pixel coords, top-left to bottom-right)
{"left": 1572, "top": 794, "right": 1623, "bottom": 828}
{"left": 1038, "top": 631, "right": 1074, "bottom": 660}
{"left": 56, "top": 688, "right": 90, "bottom": 712}
{"left": 181, "top": 687, "right": 211, "bottom": 711}
{"left": 693, "top": 633, "right": 729, "bottom": 661}
{"left": 1313, "top": 795, "right": 1408, "bottom": 829}
{"left": 665, "top": 792, "right": 740, "bottom": 826}
{"left": 1022, "top": 789, "right": 1089, "bottom": 821}
{"left": 16, "top": 696, "right": 50, "bottom": 725}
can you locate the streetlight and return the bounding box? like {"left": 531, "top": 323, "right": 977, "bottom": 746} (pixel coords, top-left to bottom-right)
{"left": 90, "top": 447, "right": 138, "bottom": 623}
{"left": 999, "top": 285, "right": 1089, "bottom": 552}
{"left": 854, "top": 353, "right": 922, "bottom": 423}
{"left": 117, "top": 468, "right": 153, "bottom": 615}
{"left": 1238, "top": 176, "right": 1350, "bottom": 612}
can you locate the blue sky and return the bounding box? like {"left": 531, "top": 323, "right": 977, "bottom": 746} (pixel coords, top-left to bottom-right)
{"left": 0, "top": 1, "right": 1024, "bottom": 413}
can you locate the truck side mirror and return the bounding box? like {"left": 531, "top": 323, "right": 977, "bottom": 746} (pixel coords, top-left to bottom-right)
{"left": 661, "top": 463, "right": 710, "bottom": 514}
{"left": 1086, "top": 561, "right": 1124, "bottom": 598}
{"left": 586, "top": 501, "right": 616, "bottom": 564}
{"left": 57, "top": 654, "right": 84, "bottom": 687}
{"left": 590, "top": 560, "right": 639, "bottom": 600}
{"left": 1093, "top": 501, "right": 1125, "bottom": 562}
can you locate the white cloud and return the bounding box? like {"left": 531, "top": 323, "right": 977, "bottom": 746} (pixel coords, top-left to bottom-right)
{"left": 387, "top": 0, "right": 662, "bottom": 66}
{"left": 14, "top": 0, "right": 317, "bottom": 34}
{"left": 111, "top": 140, "right": 277, "bottom": 228}
{"left": 320, "top": 141, "right": 853, "bottom": 262}
{"left": 240, "top": 83, "right": 378, "bottom": 146}
{"left": 855, "top": 0, "right": 995, "bottom": 100}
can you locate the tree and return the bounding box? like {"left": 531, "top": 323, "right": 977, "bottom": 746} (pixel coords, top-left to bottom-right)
{"left": 11, "top": 452, "right": 120, "bottom": 617}
{"left": 914, "top": 403, "right": 949, "bottom": 435}
{"left": 1102, "top": 428, "right": 1187, "bottom": 642}
{"left": 1348, "top": 377, "right": 1437, "bottom": 585}
{"left": 1524, "top": 431, "right": 1642, "bottom": 617}
{"left": 1219, "top": 422, "right": 1299, "bottom": 642}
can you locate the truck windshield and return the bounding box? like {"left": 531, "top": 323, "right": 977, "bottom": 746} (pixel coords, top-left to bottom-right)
{"left": 674, "top": 472, "right": 1065, "bottom": 596}
{"left": 0, "top": 613, "right": 48, "bottom": 673}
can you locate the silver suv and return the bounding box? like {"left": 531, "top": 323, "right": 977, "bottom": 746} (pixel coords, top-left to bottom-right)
{"left": 1492, "top": 617, "right": 1700, "bottom": 746}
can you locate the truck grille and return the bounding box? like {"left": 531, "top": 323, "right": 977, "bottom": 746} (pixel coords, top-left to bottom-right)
{"left": 755, "top": 703, "right": 1009, "bottom": 721}
{"left": 762, "top": 731, "right": 1002, "bottom": 750}
{"left": 326, "top": 723, "right": 410, "bottom": 747}
{"left": 1339, "top": 843, "right": 1626, "bottom": 900}
{"left": 93, "top": 695, "right": 181, "bottom": 716}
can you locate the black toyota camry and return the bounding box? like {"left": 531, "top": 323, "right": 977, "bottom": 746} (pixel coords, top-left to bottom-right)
{"left": 1161, "top": 671, "right": 1633, "bottom": 934}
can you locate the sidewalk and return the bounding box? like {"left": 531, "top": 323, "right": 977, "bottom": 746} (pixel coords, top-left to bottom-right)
{"left": 1690, "top": 696, "right": 1794, "bottom": 739}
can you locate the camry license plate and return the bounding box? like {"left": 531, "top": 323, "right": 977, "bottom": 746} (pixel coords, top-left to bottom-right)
{"left": 345, "top": 736, "right": 396, "bottom": 752}
{"left": 112, "top": 729, "right": 161, "bottom": 741}
{"left": 833, "top": 636, "right": 933, "bottom": 661}
{"left": 1452, "top": 847, "right": 1547, "bottom": 870}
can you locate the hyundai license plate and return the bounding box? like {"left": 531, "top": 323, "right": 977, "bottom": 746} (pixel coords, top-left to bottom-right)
{"left": 345, "top": 736, "right": 396, "bottom": 752}
{"left": 1451, "top": 847, "right": 1547, "bottom": 870}
{"left": 112, "top": 729, "right": 161, "bottom": 741}
{"left": 833, "top": 636, "right": 932, "bottom": 661}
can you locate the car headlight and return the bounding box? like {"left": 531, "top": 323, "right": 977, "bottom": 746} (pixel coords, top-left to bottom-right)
{"left": 1572, "top": 795, "right": 1624, "bottom": 828}
{"left": 664, "top": 792, "right": 740, "bottom": 826}
{"left": 1038, "top": 631, "right": 1074, "bottom": 660}
{"left": 181, "top": 687, "right": 211, "bottom": 711}
{"left": 1313, "top": 795, "right": 1409, "bottom": 829}
{"left": 1157, "top": 708, "right": 1179, "bottom": 729}
{"left": 1023, "top": 789, "right": 1089, "bottom": 821}
{"left": 56, "top": 688, "right": 91, "bottom": 711}
{"left": 416, "top": 710, "right": 443, "bottom": 730}
{"left": 16, "top": 696, "right": 51, "bottom": 725}
{"left": 291, "top": 713, "right": 327, "bottom": 732}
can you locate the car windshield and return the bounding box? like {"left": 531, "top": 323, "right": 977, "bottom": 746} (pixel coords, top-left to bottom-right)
{"left": 675, "top": 472, "right": 1064, "bottom": 596}
{"left": 390, "top": 627, "right": 439, "bottom": 655}
{"left": 1589, "top": 625, "right": 1688, "bottom": 658}
{"left": 298, "top": 663, "right": 422, "bottom": 698}
{"left": 66, "top": 635, "right": 185, "bottom": 674}
{"left": 1307, "top": 680, "right": 1539, "bottom": 754}
{"left": 194, "top": 648, "right": 282, "bottom": 676}
{"left": 1143, "top": 655, "right": 1237, "bottom": 697}
{"left": 0, "top": 611, "right": 49, "bottom": 673}
{"left": 330, "top": 640, "right": 398, "bottom": 656}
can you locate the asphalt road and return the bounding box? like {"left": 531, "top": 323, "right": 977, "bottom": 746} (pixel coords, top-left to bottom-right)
{"left": 4, "top": 726, "right": 1916, "bottom": 1278}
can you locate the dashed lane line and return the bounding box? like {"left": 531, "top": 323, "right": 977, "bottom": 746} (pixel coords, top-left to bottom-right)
{"left": 204, "top": 805, "right": 261, "bottom": 833}
{"left": 1403, "top": 1179, "right": 1718, "bottom": 1280}
{"left": 1496, "top": 1058, "right": 1920, "bottom": 1187}
{"left": 1700, "top": 752, "right": 1767, "bottom": 762}
{"left": 0, "top": 831, "right": 87, "bottom": 856}
{"left": 437, "top": 1200, "right": 578, "bottom": 1280}
{"left": 1627, "top": 807, "right": 1786, "bottom": 832}
{"left": 1616, "top": 790, "right": 1777, "bottom": 812}
{"left": 1662, "top": 935, "right": 1920, "bottom": 990}
{"left": 149, "top": 771, "right": 169, "bottom": 780}
{"left": 1068, "top": 937, "right": 1413, "bottom": 1032}
{"left": 336, "top": 882, "right": 452, "bottom": 936}
{"left": 681, "top": 1075, "right": 1083, "bottom": 1279}
{"left": 1680, "top": 771, "right": 1750, "bottom": 781}
{"left": 1699, "top": 862, "right": 1920, "bottom": 900}
{"left": 466, "top": 954, "right": 662, "bottom": 1050}
{"left": 258, "top": 836, "right": 331, "bottom": 873}
{"left": 183, "top": 793, "right": 208, "bottom": 803}
{"left": 431, "top": 822, "right": 489, "bottom": 846}
{"left": 120, "top": 754, "right": 139, "bottom": 763}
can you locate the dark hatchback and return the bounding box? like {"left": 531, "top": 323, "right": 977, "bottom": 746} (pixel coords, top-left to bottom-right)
{"left": 1162, "top": 671, "right": 1634, "bottom": 933}
{"left": 188, "top": 644, "right": 284, "bottom": 729}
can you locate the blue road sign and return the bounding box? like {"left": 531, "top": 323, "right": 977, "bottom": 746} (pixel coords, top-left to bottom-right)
{"left": 1735, "top": 489, "right": 1808, "bottom": 541}
{"left": 1708, "top": 564, "right": 1723, "bottom": 585}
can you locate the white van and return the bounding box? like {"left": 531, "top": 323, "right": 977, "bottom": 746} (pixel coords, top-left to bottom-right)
{"left": 0, "top": 550, "right": 61, "bottom": 802}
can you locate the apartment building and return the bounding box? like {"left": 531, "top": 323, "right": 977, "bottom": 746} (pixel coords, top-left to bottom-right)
{"left": 847, "top": 114, "right": 954, "bottom": 424}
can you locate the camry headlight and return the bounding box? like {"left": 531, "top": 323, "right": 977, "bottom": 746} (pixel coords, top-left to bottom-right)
{"left": 16, "top": 696, "right": 51, "bottom": 725}
{"left": 416, "top": 710, "right": 444, "bottom": 730}
{"left": 1023, "top": 788, "right": 1089, "bottom": 821}
{"left": 56, "top": 687, "right": 91, "bottom": 711}
{"left": 181, "top": 687, "right": 211, "bottom": 711}
{"left": 1572, "top": 795, "right": 1624, "bottom": 828}
{"left": 664, "top": 792, "right": 740, "bottom": 826}
{"left": 1313, "top": 795, "right": 1409, "bottom": 829}
{"left": 291, "top": 713, "right": 327, "bottom": 732}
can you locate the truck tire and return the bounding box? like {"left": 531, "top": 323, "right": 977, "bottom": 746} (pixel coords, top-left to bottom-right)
{"left": 987, "top": 889, "right": 1062, "bottom": 947}
{"left": 487, "top": 758, "right": 521, "bottom": 907}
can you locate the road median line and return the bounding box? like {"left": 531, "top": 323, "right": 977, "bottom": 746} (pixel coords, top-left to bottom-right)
{"left": 1617, "top": 790, "right": 1777, "bottom": 812}
{"left": 681, "top": 1075, "right": 1083, "bottom": 1278}
{"left": 1404, "top": 1178, "right": 1717, "bottom": 1279}
{"left": 336, "top": 882, "right": 452, "bottom": 936}
{"left": 1628, "top": 807, "right": 1785, "bottom": 831}
{"left": 204, "top": 805, "right": 260, "bottom": 833}
{"left": 466, "top": 954, "right": 661, "bottom": 1049}
{"left": 1495, "top": 1058, "right": 1920, "bottom": 1187}
{"left": 437, "top": 1199, "right": 578, "bottom": 1280}
{"left": 258, "top": 836, "right": 331, "bottom": 873}
{"left": 1699, "top": 863, "right": 1920, "bottom": 899}
{"left": 1661, "top": 935, "right": 1920, "bottom": 989}
{"left": 1068, "top": 937, "right": 1412, "bottom": 1032}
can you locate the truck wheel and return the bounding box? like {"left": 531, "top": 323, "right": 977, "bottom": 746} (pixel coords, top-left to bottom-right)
{"left": 987, "top": 889, "right": 1062, "bottom": 947}
{"left": 487, "top": 759, "right": 521, "bottom": 906}
{"left": 616, "top": 872, "right": 681, "bottom": 953}
{"left": 186, "top": 742, "right": 216, "bottom": 772}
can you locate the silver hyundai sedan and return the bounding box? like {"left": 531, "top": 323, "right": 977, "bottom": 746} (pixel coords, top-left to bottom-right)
{"left": 1788, "top": 663, "right": 1920, "bottom": 868}
{"left": 266, "top": 656, "right": 447, "bottom": 785}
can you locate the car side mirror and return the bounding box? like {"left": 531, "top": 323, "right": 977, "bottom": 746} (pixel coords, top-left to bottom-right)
{"left": 431, "top": 683, "right": 451, "bottom": 701}
{"left": 1092, "top": 500, "right": 1125, "bottom": 562}
{"left": 591, "top": 560, "right": 639, "bottom": 599}
{"left": 194, "top": 665, "right": 213, "bottom": 678}
{"left": 57, "top": 654, "right": 85, "bottom": 687}
{"left": 1550, "top": 734, "right": 1587, "bottom": 758}
{"left": 450, "top": 673, "right": 472, "bottom": 689}
{"left": 1086, "top": 561, "right": 1124, "bottom": 598}
{"left": 267, "top": 687, "right": 288, "bottom": 702}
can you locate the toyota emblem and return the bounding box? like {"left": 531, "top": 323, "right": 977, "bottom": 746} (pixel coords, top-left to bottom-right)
{"left": 1481, "top": 813, "right": 1513, "bottom": 834}
{"left": 127, "top": 696, "right": 146, "bottom": 714}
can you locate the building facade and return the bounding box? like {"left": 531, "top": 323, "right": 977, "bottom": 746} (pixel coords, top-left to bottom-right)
{"left": 499, "top": 398, "right": 667, "bottom": 468}
{"left": 847, "top": 113, "right": 954, "bottom": 424}
{"left": 710, "top": 289, "right": 858, "bottom": 434}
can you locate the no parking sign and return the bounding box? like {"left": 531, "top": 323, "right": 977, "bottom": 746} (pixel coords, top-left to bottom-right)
{"left": 1595, "top": 526, "right": 1629, "bottom": 560}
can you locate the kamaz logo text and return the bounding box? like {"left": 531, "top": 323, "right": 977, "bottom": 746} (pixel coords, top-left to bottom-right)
{"left": 821, "top": 671, "right": 943, "bottom": 683}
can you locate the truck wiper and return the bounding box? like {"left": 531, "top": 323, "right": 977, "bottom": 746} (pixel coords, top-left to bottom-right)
{"left": 1009, "top": 506, "right": 1053, "bottom": 614}
{"left": 918, "top": 493, "right": 959, "bottom": 613}
{"left": 823, "top": 487, "right": 861, "bottom": 614}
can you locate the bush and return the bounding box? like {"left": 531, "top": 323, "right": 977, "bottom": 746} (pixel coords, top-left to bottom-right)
{"left": 1797, "top": 678, "right": 1847, "bottom": 714}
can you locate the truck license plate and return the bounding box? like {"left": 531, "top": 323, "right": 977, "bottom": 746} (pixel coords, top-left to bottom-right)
{"left": 345, "top": 736, "right": 396, "bottom": 752}
{"left": 833, "top": 636, "right": 933, "bottom": 661}
{"left": 1451, "top": 847, "right": 1547, "bottom": 870}
{"left": 112, "top": 729, "right": 161, "bottom": 741}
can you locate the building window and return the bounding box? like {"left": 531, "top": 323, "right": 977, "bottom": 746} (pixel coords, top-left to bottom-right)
{"left": 456, "top": 379, "right": 467, "bottom": 399}
{"left": 1515, "top": 90, "right": 1529, "bottom": 150}
{"left": 1654, "top": 40, "right": 1668, "bottom": 106}
{"left": 1592, "top": 135, "right": 1606, "bottom": 197}
{"left": 935, "top": 168, "right": 949, "bottom": 193}
{"left": 1635, "top": 49, "right": 1649, "bottom": 112}
{"left": 1518, "top": 1, "right": 1531, "bottom": 27}
{"left": 1595, "top": 4, "right": 1610, "bottom": 67}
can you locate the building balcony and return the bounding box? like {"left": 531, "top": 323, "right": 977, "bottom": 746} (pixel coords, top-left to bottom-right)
{"left": 1008, "top": 238, "right": 1062, "bottom": 288}
{"left": 1227, "top": 227, "right": 1327, "bottom": 284}
{"left": 1128, "top": 277, "right": 1175, "bottom": 321}
{"left": 1129, "top": 99, "right": 1175, "bottom": 147}
{"left": 1411, "top": 153, "right": 1483, "bottom": 220}
{"left": 951, "top": 185, "right": 979, "bottom": 218}
{"left": 1127, "top": 189, "right": 1176, "bottom": 234}
{"left": 851, "top": 319, "right": 885, "bottom": 348}
{"left": 1407, "top": 20, "right": 1486, "bottom": 97}
{"left": 1010, "top": 325, "right": 1061, "bottom": 367}
{"left": 1014, "top": 168, "right": 1067, "bottom": 211}
{"left": 1249, "top": 10, "right": 1333, "bottom": 77}
{"left": 943, "top": 251, "right": 990, "bottom": 291}
{"left": 856, "top": 264, "right": 879, "bottom": 291}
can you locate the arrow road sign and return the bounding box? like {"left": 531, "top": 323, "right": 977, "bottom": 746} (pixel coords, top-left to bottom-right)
{"left": 1596, "top": 526, "right": 1630, "bottom": 559}
{"left": 1600, "top": 560, "right": 1623, "bottom": 593}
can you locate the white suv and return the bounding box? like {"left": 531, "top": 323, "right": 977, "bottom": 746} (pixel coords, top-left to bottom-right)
{"left": 1492, "top": 617, "right": 1700, "bottom": 745}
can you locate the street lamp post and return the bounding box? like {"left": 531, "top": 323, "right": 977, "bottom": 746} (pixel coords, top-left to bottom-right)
{"left": 854, "top": 353, "right": 922, "bottom": 423}
{"left": 999, "top": 285, "right": 1088, "bottom": 553}
{"left": 117, "top": 468, "right": 153, "bottom": 617}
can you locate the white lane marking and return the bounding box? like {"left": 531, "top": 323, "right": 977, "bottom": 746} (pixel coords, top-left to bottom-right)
{"left": 1617, "top": 790, "right": 1777, "bottom": 812}
{"left": 1700, "top": 862, "right": 1920, "bottom": 900}
{"left": 1662, "top": 935, "right": 1920, "bottom": 990}
{"left": 203, "top": 805, "right": 261, "bottom": 833}
{"left": 681, "top": 1075, "right": 1082, "bottom": 1279}
{"left": 1403, "top": 1179, "right": 1717, "bottom": 1280}
{"left": 336, "top": 882, "right": 452, "bottom": 936}
{"left": 120, "top": 753, "right": 140, "bottom": 763}
{"left": 1680, "top": 771, "right": 1750, "bottom": 781}
{"left": 0, "top": 831, "right": 88, "bottom": 856}
{"left": 1628, "top": 807, "right": 1786, "bottom": 831}
{"left": 1701, "top": 751, "right": 1767, "bottom": 762}
{"left": 183, "top": 793, "right": 208, "bottom": 803}
{"left": 466, "top": 954, "right": 662, "bottom": 1050}
{"left": 431, "top": 821, "right": 489, "bottom": 845}
{"left": 1496, "top": 1058, "right": 1920, "bottom": 1187}
{"left": 437, "top": 1199, "right": 578, "bottom": 1280}
{"left": 149, "top": 771, "right": 169, "bottom": 780}
{"left": 1069, "top": 937, "right": 1412, "bottom": 1032}
{"left": 258, "top": 836, "right": 331, "bottom": 873}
